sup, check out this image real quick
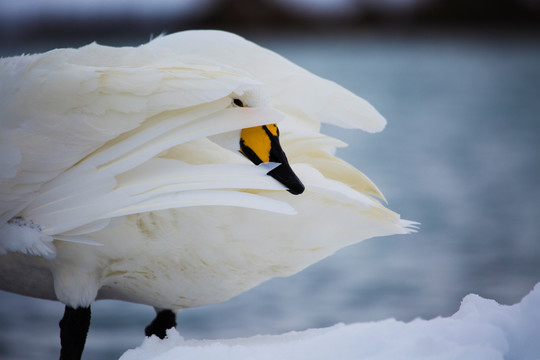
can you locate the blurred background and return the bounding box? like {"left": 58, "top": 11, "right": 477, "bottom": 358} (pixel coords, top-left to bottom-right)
{"left": 1, "top": 0, "right": 540, "bottom": 359}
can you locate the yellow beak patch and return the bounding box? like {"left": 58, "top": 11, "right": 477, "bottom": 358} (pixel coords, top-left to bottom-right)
{"left": 240, "top": 124, "right": 279, "bottom": 164}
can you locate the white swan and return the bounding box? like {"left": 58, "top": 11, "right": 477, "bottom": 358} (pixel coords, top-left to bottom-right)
{"left": 0, "top": 30, "right": 416, "bottom": 359}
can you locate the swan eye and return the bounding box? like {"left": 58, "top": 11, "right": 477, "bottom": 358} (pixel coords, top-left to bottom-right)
{"left": 233, "top": 99, "right": 244, "bottom": 107}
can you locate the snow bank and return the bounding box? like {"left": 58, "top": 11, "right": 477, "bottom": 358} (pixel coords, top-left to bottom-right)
{"left": 121, "top": 283, "right": 540, "bottom": 360}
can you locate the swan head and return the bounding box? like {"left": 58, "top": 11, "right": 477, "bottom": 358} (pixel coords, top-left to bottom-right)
{"left": 234, "top": 98, "right": 305, "bottom": 195}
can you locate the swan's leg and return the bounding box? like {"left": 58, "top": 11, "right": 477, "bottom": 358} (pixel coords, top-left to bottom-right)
{"left": 59, "top": 305, "right": 91, "bottom": 360}
{"left": 145, "top": 308, "right": 177, "bottom": 339}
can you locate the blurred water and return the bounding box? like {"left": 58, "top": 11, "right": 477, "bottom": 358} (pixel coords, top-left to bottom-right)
{"left": 1, "top": 31, "right": 540, "bottom": 359}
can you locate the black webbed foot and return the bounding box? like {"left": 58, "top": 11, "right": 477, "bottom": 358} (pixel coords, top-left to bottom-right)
{"left": 145, "top": 309, "right": 177, "bottom": 339}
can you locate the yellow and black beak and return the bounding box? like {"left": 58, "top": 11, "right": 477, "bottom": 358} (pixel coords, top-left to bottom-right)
{"left": 240, "top": 124, "right": 305, "bottom": 195}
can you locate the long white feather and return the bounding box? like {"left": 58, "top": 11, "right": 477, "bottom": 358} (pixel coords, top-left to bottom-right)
{"left": 103, "top": 190, "right": 296, "bottom": 219}
{"left": 23, "top": 159, "right": 290, "bottom": 236}
{"left": 95, "top": 107, "right": 282, "bottom": 176}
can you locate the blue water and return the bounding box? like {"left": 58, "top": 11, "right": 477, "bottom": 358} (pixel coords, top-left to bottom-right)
{"left": 1, "top": 31, "right": 540, "bottom": 359}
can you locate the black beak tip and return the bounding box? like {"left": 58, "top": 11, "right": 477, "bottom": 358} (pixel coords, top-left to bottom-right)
{"left": 287, "top": 182, "right": 305, "bottom": 195}
{"left": 267, "top": 163, "right": 305, "bottom": 196}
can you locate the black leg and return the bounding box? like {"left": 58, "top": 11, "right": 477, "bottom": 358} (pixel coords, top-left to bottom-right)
{"left": 145, "top": 309, "right": 177, "bottom": 339}
{"left": 59, "top": 306, "right": 91, "bottom": 360}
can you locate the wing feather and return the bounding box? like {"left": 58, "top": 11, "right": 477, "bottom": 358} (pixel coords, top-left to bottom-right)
{"left": 1, "top": 30, "right": 415, "bottom": 259}
{"left": 0, "top": 43, "right": 272, "bottom": 225}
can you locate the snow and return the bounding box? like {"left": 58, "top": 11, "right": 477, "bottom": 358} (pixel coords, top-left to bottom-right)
{"left": 120, "top": 283, "right": 540, "bottom": 360}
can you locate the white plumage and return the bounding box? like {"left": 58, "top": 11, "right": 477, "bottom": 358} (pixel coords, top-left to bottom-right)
{"left": 0, "top": 30, "right": 415, "bottom": 314}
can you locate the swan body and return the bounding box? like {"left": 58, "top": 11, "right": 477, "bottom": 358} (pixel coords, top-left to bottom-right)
{"left": 0, "top": 30, "right": 415, "bottom": 355}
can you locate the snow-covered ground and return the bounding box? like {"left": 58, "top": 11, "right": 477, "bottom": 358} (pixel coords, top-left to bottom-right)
{"left": 121, "top": 282, "right": 540, "bottom": 360}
